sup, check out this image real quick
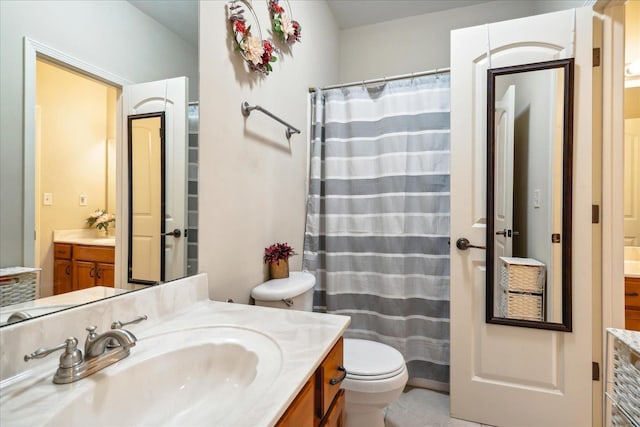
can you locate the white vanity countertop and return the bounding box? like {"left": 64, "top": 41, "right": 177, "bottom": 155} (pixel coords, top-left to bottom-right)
{"left": 625, "top": 247, "right": 640, "bottom": 278}
{"left": 0, "top": 282, "right": 350, "bottom": 427}
{"left": 52, "top": 229, "right": 115, "bottom": 247}
{"left": 143, "top": 301, "right": 351, "bottom": 426}
{"left": 0, "top": 287, "right": 127, "bottom": 325}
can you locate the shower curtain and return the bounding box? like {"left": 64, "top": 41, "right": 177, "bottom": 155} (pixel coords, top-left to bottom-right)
{"left": 303, "top": 75, "right": 451, "bottom": 390}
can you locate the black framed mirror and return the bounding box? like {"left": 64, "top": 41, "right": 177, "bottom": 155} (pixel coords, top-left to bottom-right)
{"left": 486, "top": 58, "right": 574, "bottom": 331}
{"left": 127, "top": 112, "right": 166, "bottom": 285}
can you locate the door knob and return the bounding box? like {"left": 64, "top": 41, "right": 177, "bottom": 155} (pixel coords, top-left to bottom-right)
{"left": 163, "top": 228, "right": 181, "bottom": 238}
{"left": 496, "top": 229, "right": 508, "bottom": 236}
{"left": 456, "top": 238, "right": 486, "bottom": 251}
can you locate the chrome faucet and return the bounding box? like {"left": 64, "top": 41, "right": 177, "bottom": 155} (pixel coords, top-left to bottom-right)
{"left": 24, "top": 325, "right": 137, "bottom": 384}
{"left": 84, "top": 326, "right": 137, "bottom": 358}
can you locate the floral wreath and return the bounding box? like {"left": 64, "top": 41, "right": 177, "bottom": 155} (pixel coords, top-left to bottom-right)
{"left": 228, "top": 1, "right": 277, "bottom": 75}
{"left": 268, "top": 0, "right": 301, "bottom": 44}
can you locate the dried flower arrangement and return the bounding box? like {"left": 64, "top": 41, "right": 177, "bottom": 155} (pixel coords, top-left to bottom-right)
{"left": 86, "top": 209, "right": 115, "bottom": 232}
{"left": 228, "top": 0, "right": 278, "bottom": 75}
{"left": 268, "top": 0, "right": 301, "bottom": 44}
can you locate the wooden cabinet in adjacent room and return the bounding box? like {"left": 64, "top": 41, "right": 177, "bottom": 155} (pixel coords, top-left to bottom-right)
{"left": 625, "top": 276, "right": 640, "bottom": 331}
{"left": 53, "top": 243, "right": 115, "bottom": 294}
{"left": 277, "top": 337, "right": 346, "bottom": 427}
{"left": 53, "top": 243, "right": 72, "bottom": 294}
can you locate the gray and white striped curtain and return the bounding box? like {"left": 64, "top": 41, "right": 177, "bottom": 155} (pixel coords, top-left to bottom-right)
{"left": 303, "top": 75, "right": 451, "bottom": 390}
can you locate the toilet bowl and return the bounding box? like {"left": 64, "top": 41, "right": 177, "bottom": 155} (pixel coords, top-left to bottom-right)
{"left": 251, "top": 272, "right": 408, "bottom": 427}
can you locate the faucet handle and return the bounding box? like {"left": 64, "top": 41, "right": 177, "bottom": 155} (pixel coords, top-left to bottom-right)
{"left": 111, "top": 315, "right": 147, "bottom": 330}
{"left": 106, "top": 316, "right": 146, "bottom": 349}
{"left": 25, "top": 337, "right": 82, "bottom": 368}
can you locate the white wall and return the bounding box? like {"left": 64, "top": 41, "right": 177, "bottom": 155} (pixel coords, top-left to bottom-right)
{"left": 338, "top": 0, "right": 586, "bottom": 82}
{"left": 199, "top": 1, "right": 339, "bottom": 303}
{"left": 0, "top": 0, "right": 198, "bottom": 267}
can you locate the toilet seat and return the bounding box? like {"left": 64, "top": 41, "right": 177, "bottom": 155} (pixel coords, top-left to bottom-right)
{"left": 343, "top": 339, "right": 407, "bottom": 382}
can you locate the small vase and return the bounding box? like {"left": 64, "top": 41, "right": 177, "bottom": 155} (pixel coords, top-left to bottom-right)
{"left": 269, "top": 259, "right": 289, "bottom": 279}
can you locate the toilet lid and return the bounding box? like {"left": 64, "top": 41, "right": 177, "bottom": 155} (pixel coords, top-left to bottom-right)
{"left": 344, "top": 339, "right": 406, "bottom": 380}
{"left": 250, "top": 271, "right": 315, "bottom": 301}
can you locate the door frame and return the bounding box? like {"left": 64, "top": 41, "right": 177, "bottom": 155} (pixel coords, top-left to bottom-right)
{"left": 593, "top": 1, "right": 626, "bottom": 425}
{"left": 22, "top": 37, "right": 132, "bottom": 289}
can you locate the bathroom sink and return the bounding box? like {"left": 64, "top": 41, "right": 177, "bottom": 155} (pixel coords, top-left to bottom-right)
{"left": 7, "top": 326, "right": 283, "bottom": 427}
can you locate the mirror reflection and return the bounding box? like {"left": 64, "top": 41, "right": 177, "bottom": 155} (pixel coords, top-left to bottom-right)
{"left": 0, "top": 0, "right": 199, "bottom": 327}
{"left": 486, "top": 59, "right": 573, "bottom": 331}
{"left": 128, "top": 114, "right": 165, "bottom": 284}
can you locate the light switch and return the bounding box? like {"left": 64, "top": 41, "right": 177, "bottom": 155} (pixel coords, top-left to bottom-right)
{"left": 79, "top": 193, "right": 88, "bottom": 206}
{"left": 43, "top": 193, "right": 53, "bottom": 206}
{"left": 533, "top": 189, "right": 541, "bottom": 208}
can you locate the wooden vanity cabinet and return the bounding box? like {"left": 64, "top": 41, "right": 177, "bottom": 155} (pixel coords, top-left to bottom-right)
{"left": 277, "top": 337, "right": 346, "bottom": 427}
{"left": 53, "top": 243, "right": 115, "bottom": 294}
{"left": 73, "top": 245, "right": 115, "bottom": 290}
{"left": 53, "top": 243, "right": 72, "bottom": 295}
{"left": 625, "top": 276, "right": 640, "bottom": 331}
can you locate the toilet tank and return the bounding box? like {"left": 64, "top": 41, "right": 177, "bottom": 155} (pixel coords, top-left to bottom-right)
{"left": 251, "top": 272, "right": 315, "bottom": 312}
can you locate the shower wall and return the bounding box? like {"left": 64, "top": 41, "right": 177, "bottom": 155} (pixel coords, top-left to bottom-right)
{"left": 187, "top": 103, "right": 199, "bottom": 276}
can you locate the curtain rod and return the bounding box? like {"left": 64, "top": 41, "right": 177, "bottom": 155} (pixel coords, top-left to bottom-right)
{"left": 308, "top": 67, "right": 450, "bottom": 93}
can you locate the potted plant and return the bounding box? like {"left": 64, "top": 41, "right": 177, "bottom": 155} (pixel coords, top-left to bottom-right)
{"left": 264, "top": 242, "right": 296, "bottom": 279}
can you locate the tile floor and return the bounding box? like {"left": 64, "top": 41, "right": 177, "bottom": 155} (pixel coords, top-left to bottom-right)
{"left": 385, "top": 388, "right": 491, "bottom": 427}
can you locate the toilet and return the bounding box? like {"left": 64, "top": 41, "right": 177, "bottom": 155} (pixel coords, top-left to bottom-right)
{"left": 251, "top": 271, "right": 408, "bottom": 427}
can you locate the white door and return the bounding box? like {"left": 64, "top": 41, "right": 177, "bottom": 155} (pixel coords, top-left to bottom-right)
{"left": 122, "top": 77, "right": 188, "bottom": 283}
{"left": 493, "top": 85, "right": 515, "bottom": 313}
{"left": 130, "top": 116, "right": 162, "bottom": 282}
{"left": 450, "top": 8, "right": 593, "bottom": 427}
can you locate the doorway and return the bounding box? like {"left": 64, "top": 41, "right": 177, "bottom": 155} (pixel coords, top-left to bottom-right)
{"left": 623, "top": 0, "right": 640, "bottom": 331}
{"left": 34, "top": 58, "right": 119, "bottom": 297}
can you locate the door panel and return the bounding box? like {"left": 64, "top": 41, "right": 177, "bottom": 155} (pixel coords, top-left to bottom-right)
{"left": 131, "top": 116, "right": 162, "bottom": 282}
{"left": 122, "top": 77, "right": 188, "bottom": 284}
{"left": 450, "top": 8, "right": 592, "bottom": 426}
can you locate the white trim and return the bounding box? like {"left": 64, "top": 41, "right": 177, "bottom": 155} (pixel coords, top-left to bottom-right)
{"left": 25, "top": 38, "right": 132, "bottom": 87}
{"left": 594, "top": 1, "right": 626, "bottom": 426}
{"left": 22, "top": 37, "right": 130, "bottom": 276}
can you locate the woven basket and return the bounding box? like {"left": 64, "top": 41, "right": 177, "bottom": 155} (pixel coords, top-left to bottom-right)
{"left": 0, "top": 271, "right": 38, "bottom": 307}
{"left": 499, "top": 290, "right": 544, "bottom": 321}
{"left": 499, "top": 257, "right": 545, "bottom": 293}
{"left": 612, "top": 335, "right": 640, "bottom": 425}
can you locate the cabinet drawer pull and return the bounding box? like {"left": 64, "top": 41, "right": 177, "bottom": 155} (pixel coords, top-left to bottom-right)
{"left": 626, "top": 292, "right": 639, "bottom": 297}
{"left": 89, "top": 268, "right": 95, "bottom": 278}
{"left": 96, "top": 268, "right": 102, "bottom": 279}
{"left": 329, "top": 366, "right": 347, "bottom": 385}
{"left": 65, "top": 265, "right": 71, "bottom": 276}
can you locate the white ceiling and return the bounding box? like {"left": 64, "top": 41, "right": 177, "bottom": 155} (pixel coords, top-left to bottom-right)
{"left": 326, "top": 0, "right": 494, "bottom": 29}
{"left": 126, "top": 0, "right": 496, "bottom": 47}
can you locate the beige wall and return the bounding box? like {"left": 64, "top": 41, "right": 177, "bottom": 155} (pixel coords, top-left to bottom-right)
{"left": 199, "top": 1, "right": 339, "bottom": 303}
{"left": 36, "top": 59, "right": 116, "bottom": 296}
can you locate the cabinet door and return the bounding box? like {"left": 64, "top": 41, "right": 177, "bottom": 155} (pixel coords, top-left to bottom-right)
{"left": 96, "top": 263, "right": 115, "bottom": 287}
{"left": 53, "top": 259, "right": 72, "bottom": 295}
{"left": 316, "top": 338, "right": 344, "bottom": 419}
{"left": 276, "top": 378, "right": 314, "bottom": 427}
{"left": 75, "top": 260, "right": 96, "bottom": 290}
{"left": 320, "top": 390, "right": 345, "bottom": 427}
